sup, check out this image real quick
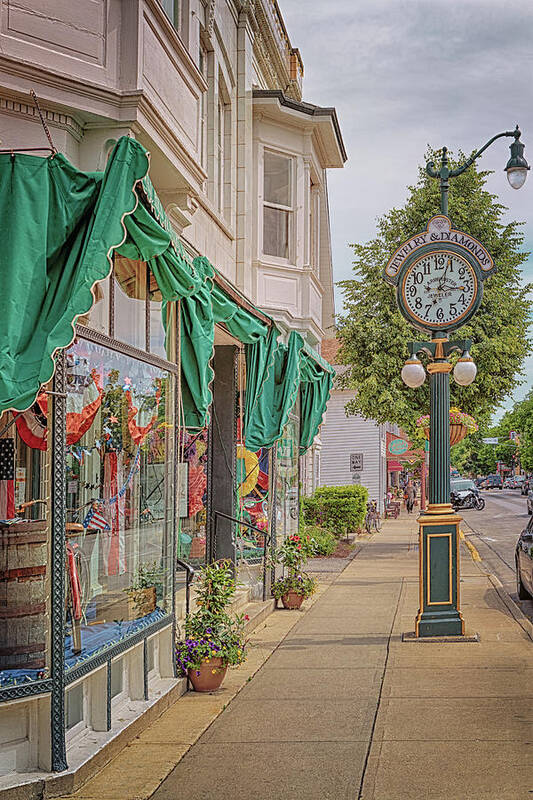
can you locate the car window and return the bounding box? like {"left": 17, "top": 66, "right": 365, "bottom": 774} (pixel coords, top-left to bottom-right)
{"left": 451, "top": 480, "right": 475, "bottom": 491}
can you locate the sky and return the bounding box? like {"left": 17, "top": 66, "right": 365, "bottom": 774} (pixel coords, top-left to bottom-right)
{"left": 281, "top": 0, "right": 533, "bottom": 419}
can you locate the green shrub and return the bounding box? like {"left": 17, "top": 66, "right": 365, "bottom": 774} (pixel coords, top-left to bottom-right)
{"left": 305, "top": 485, "right": 368, "bottom": 537}
{"left": 305, "top": 525, "right": 336, "bottom": 556}
{"left": 302, "top": 496, "right": 321, "bottom": 525}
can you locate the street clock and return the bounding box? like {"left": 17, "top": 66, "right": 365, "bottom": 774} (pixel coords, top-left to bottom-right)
{"left": 383, "top": 215, "right": 495, "bottom": 333}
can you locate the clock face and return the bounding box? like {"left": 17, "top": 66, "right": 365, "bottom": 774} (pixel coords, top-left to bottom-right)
{"left": 400, "top": 250, "right": 478, "bottom": 330}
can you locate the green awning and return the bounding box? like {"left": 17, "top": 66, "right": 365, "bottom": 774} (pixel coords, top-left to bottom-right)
{"left": 299, "top": 347, "right": 334, "bottom": 454}
{"left": 0, "top": 134, "right": 333, "bottom": 446}
{"left": 0, "top": 136, "right": 149, "bottom": 414}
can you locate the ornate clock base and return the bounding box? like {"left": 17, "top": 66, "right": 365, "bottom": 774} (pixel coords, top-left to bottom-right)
{"left": 415, "top": 513, "right": 465, "bottom": 638}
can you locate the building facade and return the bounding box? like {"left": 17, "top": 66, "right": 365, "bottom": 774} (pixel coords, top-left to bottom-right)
{"left": 319, "top": 340, "right": 400, "bottom": 510}
{"left": 0, "top": 0, "right": 344, "bottom": 792}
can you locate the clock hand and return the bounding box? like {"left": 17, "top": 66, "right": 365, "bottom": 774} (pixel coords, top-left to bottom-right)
{"left": 437, "top": 257, "right": 452, "bottom": 289}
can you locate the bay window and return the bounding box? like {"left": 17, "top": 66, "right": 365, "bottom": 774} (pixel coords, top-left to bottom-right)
{"left": 263, "top": 150, "right": 293, "bottom": 260}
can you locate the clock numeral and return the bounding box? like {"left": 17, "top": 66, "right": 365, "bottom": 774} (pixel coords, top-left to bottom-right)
{"left": 459, "top": 266, "right": 466, "bottom": 277}
{"left": 459, "top": 293, "right": 466, "bottom": 305}
{"left": 414, "top": 297, "right": 422, "bottom": 310}
{"left": 450, "top": 303, "right": 457, "bottom": 317}
{"left": 423, "top": 263, "right": 430, "bottom": 275}
{"left": 408, "top": 285, "right": 417, "bottom": 298}
{"left": 424, "top": 304, "right": 432, "bottom": 317}
{"left": 436, "top": 257, "right": 444, "bottom": 269}
{"left": 436, "top": 307, "right": 444, "bottom": 321}
{"left": 414, "top": 271, "right": 424, "bottom": 285}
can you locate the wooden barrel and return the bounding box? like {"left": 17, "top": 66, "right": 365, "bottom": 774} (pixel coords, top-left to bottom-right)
{"left": 0, "top": 520, "right": 48, "bottom": 670}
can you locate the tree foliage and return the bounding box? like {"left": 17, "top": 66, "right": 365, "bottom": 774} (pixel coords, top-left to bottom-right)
{"left": 337, "top": 151, "right": 531, "bottom": 433}
{"left": 452, "top": 389, "right": 533, "bottom": 476}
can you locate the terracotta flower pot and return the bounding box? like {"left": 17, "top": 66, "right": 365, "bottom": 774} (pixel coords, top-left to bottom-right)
{"left": 188, "top": 657, "right": 227, "bottom": 692}
{"left": 281, "top": 591, "right": 305, "bottom": 610}
{"left": 423, "top": 423, "right": 469, "bottom": 447}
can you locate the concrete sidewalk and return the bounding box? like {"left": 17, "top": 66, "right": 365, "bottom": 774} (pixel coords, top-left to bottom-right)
{"left": 61, "top": 516, "right": 533, "bottom": 800}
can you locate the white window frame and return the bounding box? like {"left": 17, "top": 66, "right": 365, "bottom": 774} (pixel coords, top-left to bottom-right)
{"left": 262, "top": 148, "right": 294, "bottom": 262}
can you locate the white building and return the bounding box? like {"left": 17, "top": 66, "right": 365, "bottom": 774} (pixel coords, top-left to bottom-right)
{"left": 0, "top": 0, "right": 345, "bottom": 791}
{"left": 319, "top": 340, "right": 400, "bottom": 510}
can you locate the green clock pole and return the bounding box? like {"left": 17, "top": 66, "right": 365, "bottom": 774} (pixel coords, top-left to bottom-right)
{"left": 416, "top": 128, "right": 529, "bottom": 636}
{"left": 416, "top": 342, "right": 464, "bottom": 637}
{"left": 387, "top": 127, "right": 529, "bottom": 637}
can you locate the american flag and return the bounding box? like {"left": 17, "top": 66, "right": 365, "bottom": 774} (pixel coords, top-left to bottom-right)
{"left": 82, "top": 506, "right": 110, "bottom": 531}
{"left": 0, "top": 439, "right": 15, "bottom": 520}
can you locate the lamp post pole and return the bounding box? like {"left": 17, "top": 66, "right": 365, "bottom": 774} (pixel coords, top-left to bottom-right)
{"left": 408, "top": 129, "right": 529, "bottom": 637}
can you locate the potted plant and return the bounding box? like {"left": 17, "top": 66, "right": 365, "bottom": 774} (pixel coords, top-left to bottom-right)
{"left": 416, "top": 407, "right": 478, "bottom": 447}
{"left": 175, "top": 560, "right": 248, "bottom": 692}
{"left": 125, "top": 561, "right": 163, "bottom": 620}
{"left": 270, "top": 532, "right": 317, "bottom": 610}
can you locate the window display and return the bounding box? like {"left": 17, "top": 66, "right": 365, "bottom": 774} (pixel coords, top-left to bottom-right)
{"left": 0, "top": 412, "right": 50, "bottom": 687}
{"left": 178, "top": 429, "right": 208, "bottom": 567}
{"left": 63, "top": 339, "right": 175, "bottom": 670}
{"left": 275, "top": 413, "right": 300, "bottom": 541}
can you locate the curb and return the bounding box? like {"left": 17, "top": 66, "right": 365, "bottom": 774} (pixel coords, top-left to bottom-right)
{"left": 487, "top": 572, "right": 533, "bottom": 643}
{"left": 460, "top": 529, "right": 533, "bottom": 643}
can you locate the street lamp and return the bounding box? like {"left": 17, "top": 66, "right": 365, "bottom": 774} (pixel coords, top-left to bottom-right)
{"left": 426, "top": 126, "right": 529, "bottom": 215}
{"left": 401, "top": 355, "right": 426, "bottom": 388}
{"left": 453, "top": 351, "right": 477, "bottom": 386}
{"left": 505, "top": 127, "right": 530, "bottom": 189}
{"left": 386, "top": 126, "right": 527, "bottom": 638}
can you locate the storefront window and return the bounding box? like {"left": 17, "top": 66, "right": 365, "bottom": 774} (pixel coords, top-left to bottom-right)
{"left": 178, "top": 429, "right": 209, "bottom": 568}
{"left": 63, "top": 339, "right": 174, "bottom": 671}
{"left": 0, "top": 412, "right": 50, "bottom": 687}
{"left": 275, "top": 413, "right": 300, "bottom": 541}
{"left": 236, "top": 446, "right": 270, "bottom": 562}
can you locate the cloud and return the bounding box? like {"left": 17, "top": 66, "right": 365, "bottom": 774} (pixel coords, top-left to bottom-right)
{"left": 282, "top": 0, "right": 533, "bottom": 413}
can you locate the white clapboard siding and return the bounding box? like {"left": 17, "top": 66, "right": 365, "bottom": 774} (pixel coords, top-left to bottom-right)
{"left": 320, "top": 389, "right": 387, "bottom": 509}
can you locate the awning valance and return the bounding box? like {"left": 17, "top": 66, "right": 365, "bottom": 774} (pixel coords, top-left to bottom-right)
{"left": 0, "top": 136, "right": 149, "bottom": 414}
{"left": 0, "top": 136, "right": 333, "bottom": 452}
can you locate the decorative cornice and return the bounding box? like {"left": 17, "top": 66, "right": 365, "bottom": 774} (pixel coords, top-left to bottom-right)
{"left": 0, "top": 93, "right": 84, "bottom": 142}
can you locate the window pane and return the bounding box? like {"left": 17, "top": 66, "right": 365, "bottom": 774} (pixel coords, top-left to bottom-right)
{"left": 263, "top": 206, "right": 289, "bottom": 259}
{"left": 0, "top": 415, "right": 50, "bottom": 687}
{"left": 78, "top": 277, "right": 109, "bottom": 334}
{"left": 114, "top": 259, "right": 146, "bottom": 351}
{"left": 64, "top": 339, "right": 174, "bottom": 673}
{"left": 275, "top": 412, "right": 300, "bottom": 539}
{"left": 264, "top": 151, "right": 291, "bottom": 207}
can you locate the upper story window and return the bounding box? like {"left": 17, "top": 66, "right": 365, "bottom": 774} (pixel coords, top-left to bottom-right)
{"left": 158, "top": 0, "right": 188, "bottom": 41}
{"left": 263, "top": 151, "right": 293, "bottom": 260}
{"left": 216, "top": 79, "right": 231, "bottom": 220}
{"left": 310, "top": 180, "right": 320, "bottom": 275}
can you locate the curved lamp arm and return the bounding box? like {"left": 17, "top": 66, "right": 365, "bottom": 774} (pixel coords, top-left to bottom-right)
{"left": 426, "top": 127, "right": 523, "bottom": 215}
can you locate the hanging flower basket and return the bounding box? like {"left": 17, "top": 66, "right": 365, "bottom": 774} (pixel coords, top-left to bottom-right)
{"left": 416, "top": 408, "right": 478, "bottom": 447}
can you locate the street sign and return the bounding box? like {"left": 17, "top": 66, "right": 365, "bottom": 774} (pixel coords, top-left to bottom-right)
{"left": 351, "top": 473, "right": 361, "bottom": 483}
{"left": 482, "top": 437, "right": 499, "bottom": 444}
{"left": 350, "top": 453, "right": 363, "bottom": 472}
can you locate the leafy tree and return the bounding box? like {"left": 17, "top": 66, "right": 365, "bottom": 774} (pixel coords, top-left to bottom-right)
{"left": 337, "top": 150, "right": 531, "bottom": 434}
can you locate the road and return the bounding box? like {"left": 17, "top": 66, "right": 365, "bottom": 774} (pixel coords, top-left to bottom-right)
{"left": 460, "top": 488, "right": 533, "bottom": 623}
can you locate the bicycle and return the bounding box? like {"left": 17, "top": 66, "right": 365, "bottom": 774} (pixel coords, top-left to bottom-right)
{"left": 365, "top": 500, "right": 382, "bottom": 533}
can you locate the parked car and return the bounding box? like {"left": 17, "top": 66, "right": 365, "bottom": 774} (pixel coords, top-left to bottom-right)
{"left": 503, "top": 477, "right": 515, "bottom": 489}
{"left": 513, "top": 475, "right": 526, "bottom": 491}
{"left": 516, "top": 515, "right": 533, "bottom": 599}
{"left": 527, "top": 487, "right": 533, "bottom": 515}
{"left": 474, "top": 477, "right": 486, "bottom": 488}
{"left": 481, "top": 474, "right": 503, "bottom": 490}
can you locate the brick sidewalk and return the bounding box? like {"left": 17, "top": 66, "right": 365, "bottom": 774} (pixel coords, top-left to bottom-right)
{"left": 60, "top": 516, "right": 533, "bottom": 800}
